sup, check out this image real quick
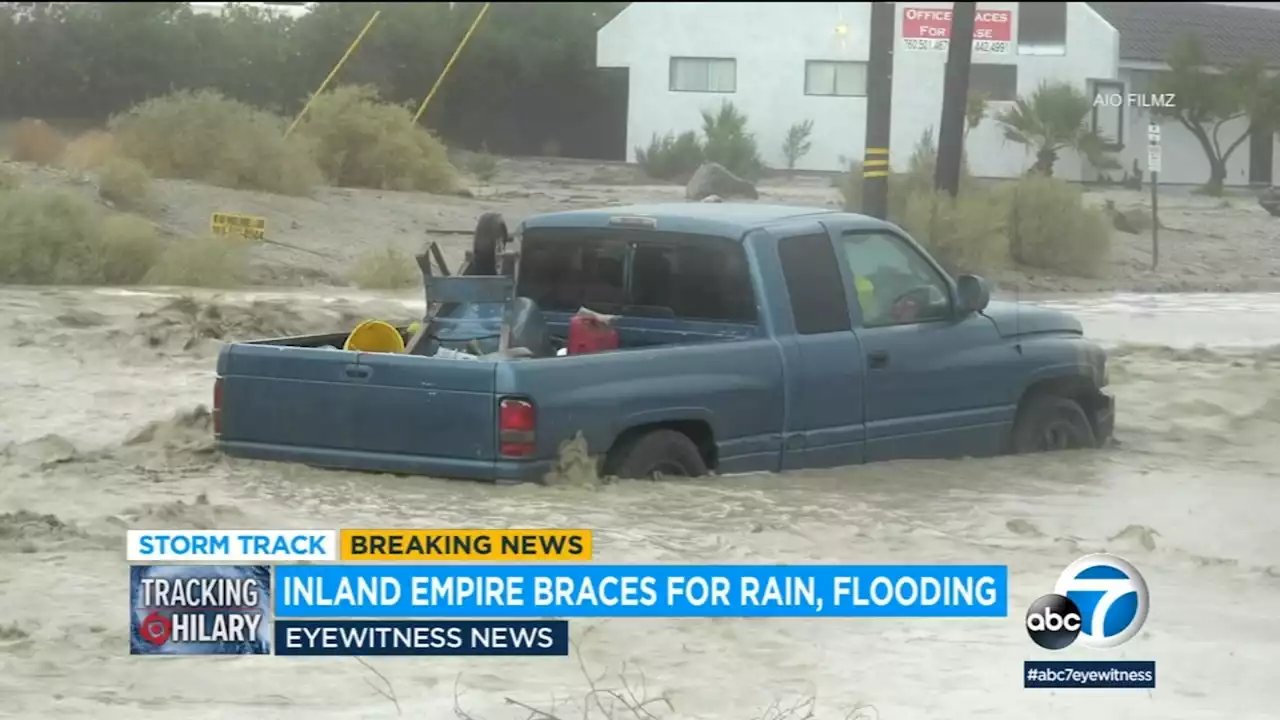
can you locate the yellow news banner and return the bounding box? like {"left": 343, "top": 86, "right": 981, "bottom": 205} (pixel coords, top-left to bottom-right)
{"left": 339, "top": 529, "right": 592, "bottom": 562}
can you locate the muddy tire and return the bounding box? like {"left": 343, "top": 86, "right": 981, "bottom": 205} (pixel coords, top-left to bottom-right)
{"left": 606, "top": 429, "right": 708, "bottom": 479}
{"left": 470, "top": 212, "right": 508, "bottom": 276}
{"left": 1011, "top": 394, "right": 1097, "bottom": 453}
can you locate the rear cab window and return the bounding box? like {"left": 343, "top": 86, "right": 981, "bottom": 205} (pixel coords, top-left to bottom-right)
{"left": 518, "top": 228, "right": 757, "bottom": 323}
{"left": 777, "top": 233, "right": 851, "bottom": 334}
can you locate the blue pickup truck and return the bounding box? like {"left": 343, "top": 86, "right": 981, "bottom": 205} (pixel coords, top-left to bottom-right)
{"left": 214, "top": 203, "right": 1113, "bottom": 483}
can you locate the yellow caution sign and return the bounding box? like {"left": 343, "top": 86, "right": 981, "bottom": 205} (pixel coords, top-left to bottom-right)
{"left": 339, "top": 529, "right": 592, "bottom": 561}
{"left": 211, "top": 212, "right": 266, "bottom": 240}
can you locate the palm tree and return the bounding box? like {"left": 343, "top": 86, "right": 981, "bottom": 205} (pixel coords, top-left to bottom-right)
{"left": 996, "top": 81, "right": 1107, "bottom": 177}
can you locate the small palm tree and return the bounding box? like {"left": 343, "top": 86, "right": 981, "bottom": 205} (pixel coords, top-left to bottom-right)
{"left": 996, "top": 81, "right": 1106, "bottom": 177}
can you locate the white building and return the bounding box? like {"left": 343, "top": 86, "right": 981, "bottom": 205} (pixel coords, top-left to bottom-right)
{"left": 1092, "top": 1, "right": 1280, "bottom": 187}
{"left": 598, "top": 1, "right": 1280, "bottom": 187}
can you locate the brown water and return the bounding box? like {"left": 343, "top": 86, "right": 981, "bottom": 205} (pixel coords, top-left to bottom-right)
{"left": 0, "top": 287, "right": 1277, "bottom": 720}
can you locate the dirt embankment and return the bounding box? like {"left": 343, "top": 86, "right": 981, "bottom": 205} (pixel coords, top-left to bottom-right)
{"left": 4, "top": 153, "right": 1280, "bottom": 294}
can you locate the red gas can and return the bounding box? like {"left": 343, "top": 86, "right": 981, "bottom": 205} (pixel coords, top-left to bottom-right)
{"left": 567, "top": 315, "right": 619, "bottom": 355}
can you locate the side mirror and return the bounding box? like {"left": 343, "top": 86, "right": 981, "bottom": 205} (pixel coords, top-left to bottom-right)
{"left": 956, "top": 274, "right": 990, "bottom": 315}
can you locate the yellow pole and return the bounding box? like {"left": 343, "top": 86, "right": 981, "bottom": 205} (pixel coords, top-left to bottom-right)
{"left": 285, "top": 10, "right": 382, "bottom": 138}
{"left": 413, "top": 2, "right": 491, "bottom": 124}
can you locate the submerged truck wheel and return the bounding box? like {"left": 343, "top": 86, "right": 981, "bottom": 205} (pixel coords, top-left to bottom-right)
{"left": 606, "top": 429, "right": 709, "bottom": 480}
{"left": 1011, "top": 394, "right": 1097, "bottom": 453}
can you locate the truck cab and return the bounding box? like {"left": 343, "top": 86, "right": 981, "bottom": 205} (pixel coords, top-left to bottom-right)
{"left": 214, "top": 203, "right": 1113, "bottom": 482}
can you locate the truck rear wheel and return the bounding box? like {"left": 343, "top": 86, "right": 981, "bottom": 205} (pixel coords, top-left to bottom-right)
{"left": 606, "top": 429, "right": 708, "bottom": 480}
{"left": 1011, "top": 394, "right": 1096, "bottom": 453}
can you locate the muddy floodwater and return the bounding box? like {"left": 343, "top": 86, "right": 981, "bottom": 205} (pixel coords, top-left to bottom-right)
{"left": 0, "top": 287, "right": 1277, "bottom": 720}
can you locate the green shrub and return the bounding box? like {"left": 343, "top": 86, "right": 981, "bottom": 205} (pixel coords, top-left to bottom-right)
{"left": 700, "top": 101, "right": 766, "bottom": 180}
{"left": 636, "top": 131, "right": 704, "bottom": 181}
{"left": 0, "top": 188, "right": 163, "bottom": 284}
{"left": 97, "top": 156, "right": 154, "bottom": 212}
{"left": 349, "top": 246, "right": 418, "bottom": 290}
{"left": 0, "top": 188, "right": 101, "bottom": 283}
{"left": 1000, "top": 175, "right": 1112, "bottom": 277}
{"left": 837, "top": 131, "right": 1111, "bottom": 278}
{"left": 144, "top": 235, "right": 249, "bottom": 288}
{"left": 782, "top": 119, "right": 814, "bottom": 169}
{"left": 109, "top": 89, "right": 321, "bottom": 196}
{"left": 899, "top": 188, "right": 1009, "bottom": 275}
{"left": 96, "top": 214, "right": 165, "bottom": 284}
{"left": 296, "top": 85, "right": 460, "bottom": 194}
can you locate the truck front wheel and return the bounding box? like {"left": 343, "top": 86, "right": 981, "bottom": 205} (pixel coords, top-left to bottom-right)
{"left": 606, "top": 429, "right": 708, "bottom": 480}
{"left": 1011, "top": 394, "right": 1097, "bottom": 453}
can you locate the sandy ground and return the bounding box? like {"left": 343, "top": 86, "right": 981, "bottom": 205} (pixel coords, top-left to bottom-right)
{"left": 1, "top": 157, "right": 1279, "bottom": 718}
{"left": 4, "top": 154, "right": 1280, "bottom": 293}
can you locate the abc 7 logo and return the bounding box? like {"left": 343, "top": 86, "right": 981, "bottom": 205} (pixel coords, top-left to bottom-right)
{"left": 1025, "top": 553, "right": 1150, "bottom": 650}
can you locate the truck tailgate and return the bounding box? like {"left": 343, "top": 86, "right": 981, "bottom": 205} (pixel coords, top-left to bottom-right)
{"left": 216, "top": 345, "right": 498, "bottom": 470}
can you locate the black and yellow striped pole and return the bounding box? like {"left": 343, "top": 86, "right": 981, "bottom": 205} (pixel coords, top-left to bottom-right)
{"left": 862, "top": 1, "right": 895, "bottom": 219}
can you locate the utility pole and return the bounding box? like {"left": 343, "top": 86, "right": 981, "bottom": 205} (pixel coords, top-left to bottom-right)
{"left": 935, "top": 2, "right": 975, "bottom": 198}
{"left": 862, "top": 1, "right": 895, "bottom": 219}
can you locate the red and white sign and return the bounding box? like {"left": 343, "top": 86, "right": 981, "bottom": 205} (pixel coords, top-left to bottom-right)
{"left": 901, "top": 6, "right": 1013, "bottom": 54}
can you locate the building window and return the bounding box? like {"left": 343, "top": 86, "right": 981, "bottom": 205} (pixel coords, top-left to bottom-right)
{"left": 1089, "top": 79, "right": 1124, "bottom": 151}
{"left": 970, "top": 64, "right": 1018, "bottom": 102}
{"left": 1017, "top": 2, "right": 1066, "bottom": 55}
{"left": 804, "top": 61, "right": 868, "bottom": 97}
{"left": 669, "top": 57, "right": 737, "bottom": 93}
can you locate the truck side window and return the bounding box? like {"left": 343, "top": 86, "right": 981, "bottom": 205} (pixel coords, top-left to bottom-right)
{"left": 630, "top": 241, "right": 756, "bottom": 323}
{"left": 838, "top": 231, "right": 952, "bottom": 327}
{"left": 778, "top": 233, "right": 851, "bottom": 335}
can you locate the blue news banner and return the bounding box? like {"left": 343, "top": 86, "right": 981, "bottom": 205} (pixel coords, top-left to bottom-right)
{"left": 132, "top": 564, "right": 1008, "bottom": 656}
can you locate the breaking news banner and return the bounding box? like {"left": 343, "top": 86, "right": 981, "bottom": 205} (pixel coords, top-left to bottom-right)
{"left": 273, "top": 564, "right": 1009, "bottom": 618}
{"left": 125, "top": 529, "right": 593, "bottom": 563}
{"left": 1024, "top": 661, "right": 1157, "bottom": 689}
{"left": 130, "top": 565, "right": 272, "bottom": 655}
{"left": 275, "top": 620, "right": 570, "bottom": 656}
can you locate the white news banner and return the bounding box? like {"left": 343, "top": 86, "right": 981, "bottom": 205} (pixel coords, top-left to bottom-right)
{"left": 127, "top": 529, "right": 339, "bottom": 562}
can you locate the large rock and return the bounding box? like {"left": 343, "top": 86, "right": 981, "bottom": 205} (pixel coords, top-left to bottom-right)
{"left": 685, "top": 162, "right": 758, "bottom": 201}
{"left": 1258, "top": 188, "right": 1280, "bottom": 218}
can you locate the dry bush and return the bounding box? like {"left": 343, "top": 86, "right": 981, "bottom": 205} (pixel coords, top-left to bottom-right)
{"left": 899, "top": 187, "right": 1009, "bottom": 274}
{"left": 143, "top": 235, "right": 249, "bottom": 288}
{"left": 0, "top": 188, "right": 161, "bottom": 284}
{"left": 349, "top": 246, "right": 418, "bottom": 290}
{"left": 96, "top": 214, "right": 165, "bottom": 285}
{"left": 109, "top": 89, "right": 321, "bottom": 196}
{"left": 837, "top": 132, "right": 1111, "bottom": 278}
{"left": 0, "top": 165, "right": 19, "bottom": 191}
{"left": 97, "top": 157, "right": 154, "bottom": 212}
{"left": 9, "top": 119, "right": 66, "bottom": 166}
{"left": 0, "top": 188, "right": 99, "bottom": 283}
{"left": 1000, "top": 175, "right": 1112, "bottom": 277}
{"left": 63, "top": 130, "right": 119, "bottom": 174}
{"left": 297, "top": 85, "right": 460, "bottom": 193}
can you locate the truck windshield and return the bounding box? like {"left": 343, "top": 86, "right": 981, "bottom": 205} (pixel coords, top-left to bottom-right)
{"left": 518, "top": 229, "right": 757, "bottom": 323}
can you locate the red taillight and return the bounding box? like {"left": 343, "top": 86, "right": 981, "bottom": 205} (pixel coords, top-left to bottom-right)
{"left": 498, "top": 397, "right": 535, "bottom": 458}
{"left": 213, "top": 377, "right": 223, "bottom": 436}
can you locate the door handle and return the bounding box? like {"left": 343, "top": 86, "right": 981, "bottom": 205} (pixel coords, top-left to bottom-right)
{"left": 344, "top": 364, "right": 372, "bottom": 380}
{"left": 867, "top": 350, "right": 890, "bottom": 369}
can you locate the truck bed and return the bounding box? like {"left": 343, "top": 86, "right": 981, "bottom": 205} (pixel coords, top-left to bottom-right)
{"left": 215, "top": 315, "right": 773, "bottom": 482}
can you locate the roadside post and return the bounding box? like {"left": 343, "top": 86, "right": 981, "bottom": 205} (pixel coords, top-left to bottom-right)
{"left": 1147, "top": 122, "right": 1161, "bottom": 269}
{"left": 862, "top": 2, "right": 895, "bottom": 219}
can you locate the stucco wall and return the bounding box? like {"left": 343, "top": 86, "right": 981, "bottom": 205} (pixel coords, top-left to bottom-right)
{"left": 599, "top": 2, "right": 1120, "bottom": 179}
{"left": 1114, "top": 68, "right": 1279, "bottom": 187}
